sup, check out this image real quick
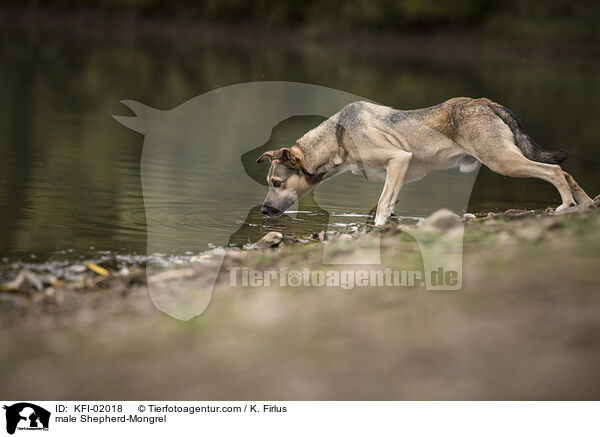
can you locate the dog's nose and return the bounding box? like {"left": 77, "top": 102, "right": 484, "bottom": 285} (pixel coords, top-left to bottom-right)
{"left": 261, "top": 205, "right": 281, "bottom": 216}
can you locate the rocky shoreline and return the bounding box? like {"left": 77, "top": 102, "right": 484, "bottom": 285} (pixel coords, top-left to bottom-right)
{"left": 2, "top": 196, "right": 599, "bottom": 322}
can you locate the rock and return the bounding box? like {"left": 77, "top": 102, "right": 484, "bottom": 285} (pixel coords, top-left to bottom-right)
{"left": 0, "top": 271, "right": 26, "bottom": 292}
{"left": 514, "top": 225, "right": 544, "bottom": 242}
{"left": 39, "top": 274, "right": 58, "bottom": 287}
{"left": 419, "top": 209, "right": 461, "bottom": 230}
{"left": 66, "top": 264, "right": 87, "bottom": 273}
{"left": 463, "top": 213, "right": 476, "bottom": 220}
{"left": 256, "top": 231, "right": 283, "bottom": 248}
{"left": 0, "top": 270, "right": 45, "bottom": 293}
{"left": 325, "top": 231, "right": 337, "bottom": 239}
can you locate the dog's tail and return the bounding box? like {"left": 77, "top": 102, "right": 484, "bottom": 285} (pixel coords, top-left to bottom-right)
{"left": 489, "top": 102, "right": 568, "bottom": 164}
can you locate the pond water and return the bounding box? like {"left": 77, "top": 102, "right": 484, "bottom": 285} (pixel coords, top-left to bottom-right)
{"left": 1, "top": 28, "right": 599, "bottom": 261}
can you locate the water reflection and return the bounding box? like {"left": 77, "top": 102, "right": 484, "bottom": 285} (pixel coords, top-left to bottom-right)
{"left": 0, "top": 29, "right": 598, "bottom": 260}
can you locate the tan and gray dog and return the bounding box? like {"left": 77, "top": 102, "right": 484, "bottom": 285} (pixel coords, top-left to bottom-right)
{"left": 258, "top": 97, "right": 592, "bottom": 226}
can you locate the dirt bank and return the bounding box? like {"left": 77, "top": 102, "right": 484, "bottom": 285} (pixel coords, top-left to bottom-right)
{"left": 1, "top": 200, "right": 600, "bottom": 400}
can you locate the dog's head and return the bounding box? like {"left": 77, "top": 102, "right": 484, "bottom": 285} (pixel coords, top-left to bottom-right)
{"left": 256, "top": 146, "right": 320, "bottom": 217}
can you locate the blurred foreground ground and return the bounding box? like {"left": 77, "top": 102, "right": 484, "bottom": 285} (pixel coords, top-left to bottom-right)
{"left": 2, "top": 203, "right": 600, "bottom": 400}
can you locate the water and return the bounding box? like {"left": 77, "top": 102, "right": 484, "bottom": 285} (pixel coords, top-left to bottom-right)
{"left": 1, "top": 28, "right": 599, "bottom": 261}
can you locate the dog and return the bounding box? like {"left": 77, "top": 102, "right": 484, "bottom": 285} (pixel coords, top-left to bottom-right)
{"left": 257, "top": 98, "right": 592, "bottom": 226}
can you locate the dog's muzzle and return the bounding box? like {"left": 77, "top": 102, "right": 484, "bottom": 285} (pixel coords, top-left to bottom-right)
{"left": 261, "top": 205, "right": 282, "bottom": 217}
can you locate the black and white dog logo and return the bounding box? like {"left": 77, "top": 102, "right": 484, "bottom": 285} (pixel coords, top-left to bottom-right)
{"left": 3, "top": 403, "right": 50, "bottom": 435}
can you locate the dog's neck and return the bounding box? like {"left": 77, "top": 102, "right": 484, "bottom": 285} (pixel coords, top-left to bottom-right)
{"left": 302, "top": 155, "right": 349, "bottom": 184}
{"left": 295, "top": 142, "right": 350, "bottom": 183}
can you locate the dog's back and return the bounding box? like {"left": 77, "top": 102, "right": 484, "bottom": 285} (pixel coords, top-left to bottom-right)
{"left": 330, "top": 98, "right": 568, "bottom": 166}
{"left": 411, "top": 97, "right": 568, "bottom": 164}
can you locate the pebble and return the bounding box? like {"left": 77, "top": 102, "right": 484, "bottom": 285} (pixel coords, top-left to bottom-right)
{"left": 256, "top": 231, "right": 284, "bottom": 248}
{"left": 66, "top": 264, "right": 87, "bottom": 273}
{"left": 419, "top": 208, "right": 461, "bottom": 230}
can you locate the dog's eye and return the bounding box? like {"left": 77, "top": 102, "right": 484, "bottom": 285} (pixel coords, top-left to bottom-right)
{"left": 272, "top": 180, "right": 282, "bottom": 188}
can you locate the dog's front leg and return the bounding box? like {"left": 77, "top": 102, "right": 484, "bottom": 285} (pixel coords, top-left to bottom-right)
{"left": 374, "top": 152, "right": 412, "bottom": 226}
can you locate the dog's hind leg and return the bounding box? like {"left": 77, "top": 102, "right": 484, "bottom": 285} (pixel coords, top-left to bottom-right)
{"left": 479, "top": 149, "right": 575, "bottom": 211}
{"left": 375, "top": 151, "right": 412, "bottom": 226}
{"left": 563, "top": 171, "right": 592, "bottom": 205}
{"left": 460, "top": 118, "right": 576, "bottom": 211}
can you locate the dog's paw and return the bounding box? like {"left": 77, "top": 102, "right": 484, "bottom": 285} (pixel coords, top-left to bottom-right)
{"left": 555, "top": 202, "right": 576, "bottom": 212}
{"left": 374, "top": 216, "right": 388, "bottom": 227}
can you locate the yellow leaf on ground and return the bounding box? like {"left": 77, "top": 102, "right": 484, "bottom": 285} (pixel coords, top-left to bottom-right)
{"left": 84, "top": 262, "right": 109, "bottom": 276}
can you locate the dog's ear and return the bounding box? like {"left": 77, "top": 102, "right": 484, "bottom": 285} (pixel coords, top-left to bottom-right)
{"left": 256, "top": 150, "right": 276, "bottom": 164}
{"left": 257, "top": 147, "right": 307, "bottom": 171}
{"left": 279, "top": 147, "right": 306, "bottom": 171}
